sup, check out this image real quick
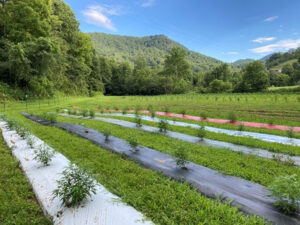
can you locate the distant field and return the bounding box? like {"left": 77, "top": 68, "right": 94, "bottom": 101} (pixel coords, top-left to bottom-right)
{"left": 3, "top": 93, "right": 300, "bottom": 126}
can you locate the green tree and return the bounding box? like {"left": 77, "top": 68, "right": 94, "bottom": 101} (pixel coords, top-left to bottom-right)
{"left": 241, "top": 61, "right": 269, "bottom": 92}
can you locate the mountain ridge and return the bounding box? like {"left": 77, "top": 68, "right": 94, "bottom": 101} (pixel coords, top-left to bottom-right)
{"left": 88, "top": 32, "right": 222, "bottom": 72}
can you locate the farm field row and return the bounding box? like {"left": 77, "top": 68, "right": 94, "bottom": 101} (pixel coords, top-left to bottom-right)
{"left": 3, "top": 112, "right": 267, "bottom": 225}
{"left": 86, "top": 113, "right": 300, "bottom": 156}
{"left": 56, "top": 115, "right": 300, "bottom": 186}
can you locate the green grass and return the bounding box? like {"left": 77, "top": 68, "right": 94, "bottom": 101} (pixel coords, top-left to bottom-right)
{"left": 9, "top": 112, "right": 267, "bottom": 225}
{"left": 57, "top": 115, "right": 300, "bottom": 186}
{"left": 0, "top": 132, "right": 52, "bottom": 225}
{"left": 2, "top": 92, "right": 300, "bottom": 126}
{"left": 96, "top": 115, "right": 300, "bottom": 156}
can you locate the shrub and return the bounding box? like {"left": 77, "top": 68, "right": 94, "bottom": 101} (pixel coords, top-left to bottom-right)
{"left": 135, "top": 116, "right": 142, "bottom": 127}
{"left": 158, "top": 120, "right": 168, "bottom": 133}
{"left": 174, "top": 146, "right": 188, "bottom": 169}
{"left": 267, "top": 174, "right": 300, "bottom": 214}
{"left": 128, "top": 136, "right": 139, "bottom": 153}
{"left": 89, "top": 110, "right": 95, "bottom": 118}
{"left": 53, "top": 163, "right": 97, "bottom": 207}
{"left": 200, "top": 112, "right": 207, "bottom": 120}
{"left": 238, "top": 123, "right": 245, "bottom": 132}
{"left": 287, "top": 128, "right": 295, "bottom": 139}
{"left": 103, "top": 129, "right": 111, "bottom": 142}
{"left": 33, "top": 144, "right": 56, "bottom": 166}
{"left": 228, "top": 112, "right": 237, "bottom": 123}
{"left": 197, "top": 125, "right": 206, "bottom": 141}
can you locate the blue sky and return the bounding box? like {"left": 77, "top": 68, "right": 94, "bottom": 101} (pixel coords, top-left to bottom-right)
{"left": 65, "top": 0, "right": 300, "bottom": 62}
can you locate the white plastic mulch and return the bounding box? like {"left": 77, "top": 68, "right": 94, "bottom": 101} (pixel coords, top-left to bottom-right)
{"left": 0, "top": 121, "right": 153, "bottom": 225}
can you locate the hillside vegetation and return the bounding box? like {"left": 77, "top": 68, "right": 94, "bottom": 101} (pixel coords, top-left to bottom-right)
{"left": 89, "top": 32, "right": 222, "bottom": 72}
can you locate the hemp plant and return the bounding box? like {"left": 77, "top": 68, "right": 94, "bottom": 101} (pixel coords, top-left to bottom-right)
{"left": 174, "top": 146, "right": 188, "bottom": 169}
{"left": 128, "top": 136, "right": 139, "bottom": 153}
{"left": 158, "top": 120, "right": 168, "bottom": 133}
{"left": 135, "top": 116, "right": 142, "bottom": 127}
{"left": 197, "top": 125, "right": 206, "bottom": 141}
{"left": 103, "top": 129, "right": 111, "bottom": 142}
{"left": 53, "top": 163, "right": 97, "bottom": 207}
{"left": 33, "top": 144, "right": 56, "bottom": 166}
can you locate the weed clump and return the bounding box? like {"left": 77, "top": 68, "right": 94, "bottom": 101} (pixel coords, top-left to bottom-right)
{"left": 41, "top": 112, "right": 57, "bottom": 123}
{"left": 53, "top": 163, "right": 97, "bottom": 207}
{"left": 238, "top": 123, "right": 245, "bottom": 132}
{"left": 287, "top": 128, "right": 295, "bottom": 139}
{"left": 135, "top": 116, "right": 142, "bottom": 127}
{"left": 89, "top": 110, "right": 95, "bottom": 118}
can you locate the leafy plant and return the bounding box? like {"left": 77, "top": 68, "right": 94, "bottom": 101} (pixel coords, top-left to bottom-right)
{"left": 81, "top": 110, "right": 88, "bottom": 117}
{"left": 197, "top": 125, "right": 206, "bottom": 141}
{"left": 287, "top": 128, "right": 295, "bottom": 139}
{"left": 180, "top": 110, "right": 186, "bottom": 116}
{"left": 103, "top": 129, "right": 111, "bottom": 142}
{"left": 200, "top": 112, "right": 207, "bottom": 120}
{"left": 122, "top": 107, "right": 128, "bottom": 115}
{"left": 26, "top": 136, "right": 35, "bottom": 148}
{"left": 164, "top": 107, "right": 169, "bottom": 114}
{"left": 89, "top": 110, "right": 95, "bottom": 118}
{"left": 151, "top": 111, "right": 156, "bottom": 119}
{"left": 16, "top": 126, "right": 29, "bottom": 139}
{"left": 53, "top": 163, "right": 97, "bottom": 207}
{"left": 33, "top": 144, "right": 56, "bottom": 166}
{"left": 284, "top": 156, "right": 295, "bottom": 166}
{"left": 228, "top": 112, "right": 237, "bottom": 123}
{"left": 41, "top": 113, "right": 57, "bottom": 123}
{"left": 158, "top": 120, "right": 168, "bottom": 133}
{"left": 128, "top": 136, "right": 139, "bottom": 153}
{"left": 174, "top": 146, "right": 188, "bottom": 169}
{"left": 135, "top": 116, "right": 142, "bottom": 127}
{"left": 238, "top": 123, "right": 245, "bottom": 132}
{"left": 267, "top": 174, "right": 300, "bottom": 214}
{"left": 272, "top": 153, "right": 283, "bottom": 162}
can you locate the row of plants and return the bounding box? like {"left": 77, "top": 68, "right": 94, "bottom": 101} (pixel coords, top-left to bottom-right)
{"left": 100, "top": 114, "right": 300, "bottom": 156}
{"left": 11, "top": 112, "right": 267, "bottom": 224}
{"left": 0, "top": 127, "right": 51, "bottom": 225}
{"left": 58, "top": 115, "right": 300, "bottom": 214}
{"left": 2, "top": 115, "right": 97, "bottom": 208}
{"left": 57, "top": 116, "right": 300, "bottom": 187}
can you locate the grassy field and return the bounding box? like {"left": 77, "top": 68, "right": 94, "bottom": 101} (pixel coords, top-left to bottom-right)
{"left": 3, "top": 93, "right": 300, "bottom": 126}
{"left": 1, "top": 93, "right": 300, "bottom": 224}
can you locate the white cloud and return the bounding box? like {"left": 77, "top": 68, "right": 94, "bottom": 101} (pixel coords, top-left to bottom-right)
{"left": 227, "top": 51, "right": 239, "bottom": 55}
{"left": 141, "top": 0, "right": 155, "bottom": 7}
{"left": 250, "top": 39, "right": 300, "bottom": 54}
{"left": 252, "top": 37, "right": 276, "bottom": 43}
{"left": 264, "top": 16, "right": 278, "bottom": 22}
{"left": 82, "top": 5, "right": 124, "bottom": 31}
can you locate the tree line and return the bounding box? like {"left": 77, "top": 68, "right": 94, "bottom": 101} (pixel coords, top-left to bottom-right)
{"left": 1, "top": 0, "right": 300, "bottom": 99}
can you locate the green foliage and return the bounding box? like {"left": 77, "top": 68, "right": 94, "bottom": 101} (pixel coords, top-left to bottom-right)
{"left": 287, "top": 128, "right": 295, "bottom": 139}
{"left": 267, "top": 174, "right": 300, "bottom": 214}
{"left": 174, "top": 146, "right": 188, "bottom": 169}
{"left": 33, "top": 144, "right": 55, "bottom": 166}
{"left": 239, "top": 61, "right": 269, "bottom": 92}
{"left": 103, "top": 129, "right": 111, "bottom": 142}
{"left": 43, "top": 113, "right": 57, "bottom": 123}
{"left": 81, "top": 110, "right": 88, "bottom": 117}
{"left": 208, "top": 79, "right": 232, "bottom": 93}
{"left": 128, "top": 136, "right": 139, "bottom": 152}
{"left": 89, "top": 32, "right": 221, "bottom": 73}
{"left": 26, "top": 136, "right": 35, "bottom": 148}
{"left": 197, "top": 125, "right": 206, "bottom": 140}
{"left": 89, "top": 110, "right": 95, "bottom": 118}
{"left": 0, "top": 135, "right": 51, "bottom": 225}
{"left": 158, "top": 119, "right": 168, "bottom": 133}
{"left": 200, "top": 111, "right": 208, "bottom": 119}
{"left": 228, "top": 112, "right": 237, "bottom": 123}
{"left": 151, "top": 111, "right": 156, "bottom": 119}
{"left": 53, "top": 163, "right": 97, "bottom": 207}
{"left": 0, "top": 0, "right": 103, "bottom": 96}
{"left": 238, "top": 123, "right": 245, "bottom": 132}
{"left": 135, "top": 116, "right": 142, "bottom": 127}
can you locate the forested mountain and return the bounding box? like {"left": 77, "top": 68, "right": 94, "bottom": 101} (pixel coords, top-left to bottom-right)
{"left": 0, "top": 0, "right": 104, "bottom": 98}
{"left": 265, "top": 48, "right": 300, "bottom": 69}
{"left": 89, "top": 32, "right": 222, "bottom": 72}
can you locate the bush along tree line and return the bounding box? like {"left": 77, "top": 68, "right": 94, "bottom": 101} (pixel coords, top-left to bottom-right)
{"left": 1, "top": 1, "right": 300, "bottom": 99}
